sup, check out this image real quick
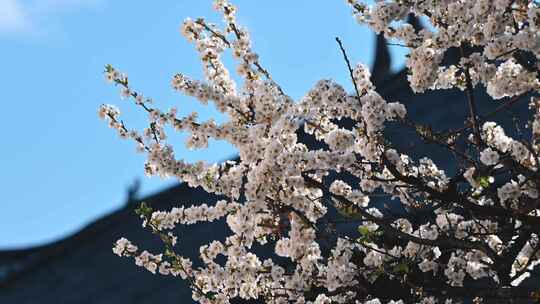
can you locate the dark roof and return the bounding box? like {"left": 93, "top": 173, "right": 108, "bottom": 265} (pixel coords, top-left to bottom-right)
{"left": 0, "top": 181, "right": 238, "bottom": 303}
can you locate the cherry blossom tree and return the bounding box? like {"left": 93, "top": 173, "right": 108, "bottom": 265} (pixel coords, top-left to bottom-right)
{"left": 101, "top": 0, "right": 540, "bottom": 303}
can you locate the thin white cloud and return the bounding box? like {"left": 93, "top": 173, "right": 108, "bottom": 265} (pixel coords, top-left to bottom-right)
{"left": 0, "top": 0, "right": 102, "bottom": 35}
{"left": 0, "top": 0, "right": 32, "bottom": 33}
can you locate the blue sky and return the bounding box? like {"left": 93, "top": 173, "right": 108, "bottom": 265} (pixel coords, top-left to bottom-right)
{"left": 0, "top": 0, "right": 406, "bottom": 249}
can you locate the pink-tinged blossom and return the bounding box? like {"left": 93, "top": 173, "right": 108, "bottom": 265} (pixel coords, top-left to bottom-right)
{"left": 100, "top": 0, "right": 540, "bottom": 302}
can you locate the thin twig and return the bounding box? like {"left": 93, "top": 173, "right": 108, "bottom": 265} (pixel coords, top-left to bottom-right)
{"left": 486, "top": 92, "right": 530, "bottom": 118}
{"left": 335, "top": 37, "right": 362, "bottom": 105}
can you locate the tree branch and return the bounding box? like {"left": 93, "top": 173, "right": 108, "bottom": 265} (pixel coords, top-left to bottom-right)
{"left": 460, "top": 45, "right": 483, "bottom": 148}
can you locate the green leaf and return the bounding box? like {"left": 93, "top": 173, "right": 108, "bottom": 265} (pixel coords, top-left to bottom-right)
{"left": 357, "top": 226, "right": 383, "bottom": 244}
{"left": 393, "top": 262, "right": 409, "bottom": 274}
{"left": 135, "top": 201, "right": 153, "bottom": 218}
{"left": 476, "top": 176, "right": 491, "bottom": 188}
{"left": 357, "top": 226, "right": 371, "bottom": 236}
{"left": 337, "top": 204, "right": 362, "bottom": 219}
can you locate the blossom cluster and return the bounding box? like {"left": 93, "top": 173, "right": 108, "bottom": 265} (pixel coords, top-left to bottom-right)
{"left": 101, "top": 0, "right": 540, "bottom": 303}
